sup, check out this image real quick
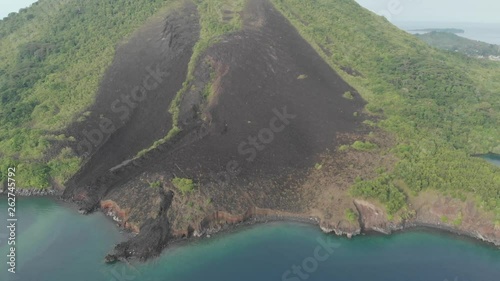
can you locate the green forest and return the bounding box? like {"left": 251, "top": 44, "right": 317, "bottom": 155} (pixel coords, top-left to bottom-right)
{"left": 0, "top": 0, "right": 245, "bottom": 188}
{"left": 271, "top": 0, "right": 500, "bottom": 222}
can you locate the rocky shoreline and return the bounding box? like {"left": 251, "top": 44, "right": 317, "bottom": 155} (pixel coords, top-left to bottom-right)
{"left": 164, "top": 213, "right": 500, "bottom": 251}
{"left": 0, "top": 187, "right": 61, "bottom": 197}
{"left": 2, "top": 191, "right": 498, "bottom": 264}
{"left": 98, "top": 198, "right": 499, "bottom": 263}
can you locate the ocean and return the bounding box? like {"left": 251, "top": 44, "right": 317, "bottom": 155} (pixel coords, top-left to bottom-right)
{"left": 394, "top": 22, "right": 500, "bottom": 45}
{"left": 1, "top": 198, "right": 500, "bottom": 281}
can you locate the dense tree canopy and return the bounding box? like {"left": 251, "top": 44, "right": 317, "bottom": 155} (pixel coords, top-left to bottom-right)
{"left": 272, "top": 0, "right": 500, "bottom": 222}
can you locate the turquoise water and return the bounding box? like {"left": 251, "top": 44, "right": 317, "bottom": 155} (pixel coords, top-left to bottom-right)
{"left": 1, "top": 198, "right": 500, "bottom": 281}
{"left": 482, "top": 153, "right": 500, "bottom": 167}
{"left": 0, "top": 198, "right": 125, "bottom": 281}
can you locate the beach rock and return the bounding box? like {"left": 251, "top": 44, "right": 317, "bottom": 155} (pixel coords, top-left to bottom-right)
{"left": 15, "top": 188, "right": 59, "bottom": 197}
{"left": 104, "top": 254, "right": 118, "bottom": 264}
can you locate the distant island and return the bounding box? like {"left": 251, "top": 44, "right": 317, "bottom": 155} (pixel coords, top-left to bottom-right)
{"left": 410, "top": 28, "right": 465, "bottom": 34}
{"left": 415, "top": 31, "right": 500, "bottom": 60}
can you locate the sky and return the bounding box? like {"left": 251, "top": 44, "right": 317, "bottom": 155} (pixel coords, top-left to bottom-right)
{"left": 355, "top": 0, "right": 500, "bottom": 23}
{"left": 1, "top": 0, "right": 500, "bottom": 23}
{"left": 0, "top": 0, "right": 37, "bottom": 19}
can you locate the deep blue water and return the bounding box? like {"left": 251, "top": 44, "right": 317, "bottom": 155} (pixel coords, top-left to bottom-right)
{"left": 1, "top": 198, "right": 499, "bottom": 281}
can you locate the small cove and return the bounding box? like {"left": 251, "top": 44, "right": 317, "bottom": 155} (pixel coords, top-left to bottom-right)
{"left": 1, "top": 198, "right": 500, "bottom": 281}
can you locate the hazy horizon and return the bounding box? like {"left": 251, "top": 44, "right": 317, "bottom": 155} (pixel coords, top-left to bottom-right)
{"left": 2, "top": 0, "right": 500, "bottom": 23}
{"left": 355, "top": 0, "right": 500, "bottom": 24}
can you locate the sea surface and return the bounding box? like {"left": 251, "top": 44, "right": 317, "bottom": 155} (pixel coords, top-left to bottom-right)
{"left": 482, "top": 153, "right": 500, "bottom": 167}
{"left": 1, "top": 198, "right": 500, "bottom": 281}
{"left": 395, "top": 22, "right": 500, "bottom": 45}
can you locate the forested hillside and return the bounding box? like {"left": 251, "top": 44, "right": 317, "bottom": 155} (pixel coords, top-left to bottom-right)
{"left": 0, "top": 0, "right": 246, "bottom": 189}
{"left": 271, "top": 0, "right": 500, "bottom": 222}
{"left": 0, "top": 0, "right": 178, "bottom": 187}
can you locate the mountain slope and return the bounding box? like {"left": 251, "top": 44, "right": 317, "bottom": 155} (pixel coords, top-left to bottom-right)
{"left": 271, "top": 0, "right": 500, "bottom": 218}
{"left": 92, "top": 0, "right": 500, "bottom": 260}
{"left": 0, "top": 0, "right": 180, "bottom": 187}
{"left": 67, "top": 0, "right": 373, "bottom": 260}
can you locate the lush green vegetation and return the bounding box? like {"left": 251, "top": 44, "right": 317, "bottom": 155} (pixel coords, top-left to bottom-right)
{"left": 172, "top": 177, "right": 196, "bottom": 195}
{"left": 0, "top": 0, "right": 245, "bottom": 189}
{"left": 2, "top": 0, "right": 499, "bottom": 229}
{"left": 272, "top": 0, "right": 500, "bottom": 220}
{"left": 345, "top": 208, "right": 358, "bottom": 223}
{"left": 351, "top": 174, "right": 407, "bottom": 215}
{"left": 351, "top": 141, "right": 378, "bottom": 151}
{"left": 342, "top": 91, "right": 354, "bottom": 100}
{"left": 453, "top": 213, "right": 463, "bottom": 226}
{"left": 0, "top": 0, "right": 181, "bottom": 188}
{"left": 149, "top": 180, "right": 162, "bottom": 188}
{"left": 416, "top": 31, "right": 500, "bottom": 58}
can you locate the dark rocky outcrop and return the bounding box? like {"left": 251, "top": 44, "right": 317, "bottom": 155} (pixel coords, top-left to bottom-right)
{"left": 105, "top": 190, "right": 174, "bottom": 263}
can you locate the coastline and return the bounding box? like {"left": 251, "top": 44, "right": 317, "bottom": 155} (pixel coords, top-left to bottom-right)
{"left": 3, "top": 192, "right": 498, "bottom": 264}
{"left": 99, "top": 198, "right": 499, "bottom": 262}
{"left": 3, "top": 195, "right": 499, "bottom": 281}
{"left": 175, "top": 210, "right": 500, "bottom": 249}
{"left": 0, "top": 186, "right": 62, "bottom": 197}
{"left": 122, "top": 207, "right": 500, "bottom": 262}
